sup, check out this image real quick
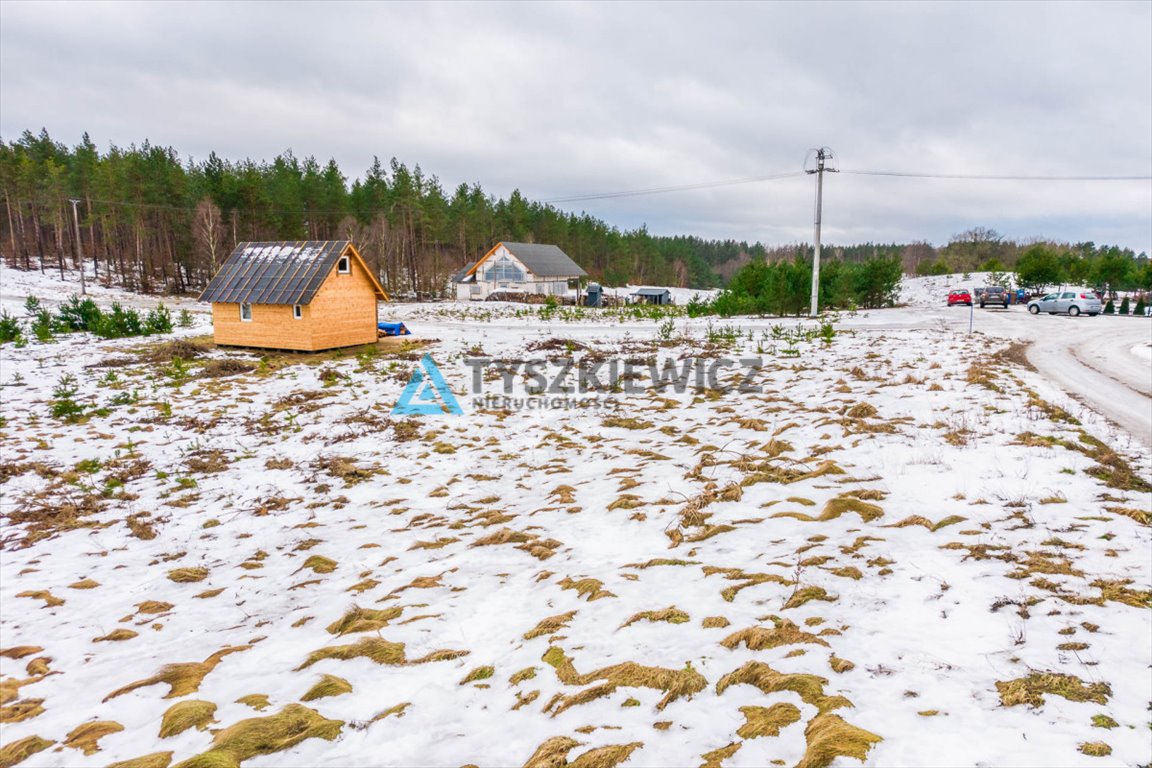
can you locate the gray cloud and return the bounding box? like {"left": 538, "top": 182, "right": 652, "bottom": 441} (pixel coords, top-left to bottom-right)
{"left": 2, "top": 0, "right": 1149, "bottom": 252}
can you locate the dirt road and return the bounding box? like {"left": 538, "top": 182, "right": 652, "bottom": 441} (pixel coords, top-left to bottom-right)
{"left": 845, "top": 304, "right": 1152, "bottom": 449}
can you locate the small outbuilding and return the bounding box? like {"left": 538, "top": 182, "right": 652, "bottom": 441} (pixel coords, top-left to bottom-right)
{"left": 200, "top": 240, "right": 389, "bottom": 351}
{"left": 631, "top": 287, "right": 673, "bottom": 305}
{"left": 452, "top": 242, "right": 587, "bottom": 301}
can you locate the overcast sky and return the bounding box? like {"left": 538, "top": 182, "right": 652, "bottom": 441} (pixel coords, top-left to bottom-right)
{"left": 2, "top": 1, "right": 1150, "bottom": 253}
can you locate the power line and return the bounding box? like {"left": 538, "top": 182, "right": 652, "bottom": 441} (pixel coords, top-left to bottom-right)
{"left": 543, "top": 171, "right": 807, "bottom": 203}
{"left": 840, "top": 169, "right": 1152, "bottom": 181}
{"left": 11, "top": 165, "right": 1150, "bottom": 218}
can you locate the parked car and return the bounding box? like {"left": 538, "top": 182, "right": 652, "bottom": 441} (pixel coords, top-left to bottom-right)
{"left": 948, "top": 289, "right": 973, "bottom": 307}
{"left": 978, "top": 285, "right": 1009, "bottom": 308}
{"left": 1027, "top": 290, "right": 1102, "bottom": 316}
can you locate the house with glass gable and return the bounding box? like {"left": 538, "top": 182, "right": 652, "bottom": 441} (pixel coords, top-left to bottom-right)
{"left": 451, "top": 242, "right": 587, "bottom": 301}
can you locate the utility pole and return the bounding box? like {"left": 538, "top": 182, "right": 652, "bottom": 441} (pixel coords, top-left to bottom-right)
{"left": 68, "top": 198, "right": 86, "bottom": 295}
{"left": 806, "top": 147, "right": 835, "bottom": 316}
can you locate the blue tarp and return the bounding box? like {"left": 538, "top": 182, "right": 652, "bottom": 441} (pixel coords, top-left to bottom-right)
{"left": 378, "top": 322, "right": 411, "bottom": 336}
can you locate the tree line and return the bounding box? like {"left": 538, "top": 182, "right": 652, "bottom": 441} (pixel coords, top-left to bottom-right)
{"left": 1, "top": 130, "right": 1148, "bottom": 297}
{"left": 0, "top": 130, "right": 761, "bottom": 295}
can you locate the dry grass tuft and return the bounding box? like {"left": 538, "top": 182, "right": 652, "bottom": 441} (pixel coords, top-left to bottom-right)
{"left": 783, "top": 586, "right": 837, "bottom": 610}
{"left": 1091, "top": 714, "right": 1118, "bottom": 729}
{"left": 558, "top": 577, "right": 615, "bottom": 601}
{"left": 844, "top": 403, "right": 878, "bottom": 419}
{"left": 136, "top": 600, "right": 174, "bottom": 614}
{"left": 311, "top": 456, "right": 379, "bottom": 486}
{"left": 699, "top": 742, "right": 741, "bottom": 767}
{"left": 159, "top": 700, "right": 216, "bottom": 738}
{"left": 995, "top": 672, "right": 1111, "bottom": 708}
{"left": 106, "top": 752, "right": 174, "bottom": 768}
{"left": 720, "top": 619, "right": 830, "bottom": 651}
{"left": 602, "top": 417, "right": 653, "bottom": 430}
{"left": 542, "top": 646, "right": 706, "bottom": 713}
{"left": 1078, "top": 742, "right": 1112, "bottom": 757}
{"left": 235, "top": 694, "right": 270, "bottom": 711}
{"left": 703, "top": 566, "right": 794, "bottom": 602}
{"left": 887, "top": 514, "right": 967, "bottom": 532}
{"left": 521, "top": 736, "right": 642, "bottom": 768}
{"left": 509, "top": 667, "right": 537, "bottom": 686}
{"left": 167, "top": 567, "right": 208, "bottom": 583}
{"left": 68, "top": 578, "right": 100, "bottom": 589}
{"left": 523, "top": 737, "right": 581, "bottom": 768}
{"left": 296, "top": 637, "right": 467, "bottom": 670}
{"left": 326, "top": 606, "right": 402, "bottom": 635}
{"left": 23, "top": 658, "right": 50, "bottom": 677}
{"left": 737, "top": 702, "right": 802, "bottom": 739}
{"left": 63, "top": 720, "right": 124, "bottom": 755}
{"left": 742, "top": 459, "right": 846, "bottom": 487}
{"left": 702, "top": 616, "right": 730, "bottom": 629}
{"left": 796, "top": 713, "right": 883, "bottom": 768}
{"left": 104, "top": 645, "right": 249, "bottom": 701}
{"left": 199, "top": 359, "right": 256, "bottom": 378}
{"left": 301, "top": 674, "right": 352, "bottom": 701}
{"left": 524, "top": 610, "right": 577, "bottom": 640}
{"left": 620, "top": 606, "right": 690, "bottom": 629}
{"left": 459, "top": 666, "right": 494, "bottom": 685}
{"left": 365, "top": 702, "right": 410, "bottom": 726}
{"left": 300, "top": 555, "right": 338, "bottom": 574}
{"left": 0, "top": 647, "right": 43, "bottom": 660}
{"left": 716, "top": 661, "right": 851, "bottom": 714}
{"left": 143, "top": 338, "right": 211, "bottom": 362}
{"left": 472, "top": 528, "right": 562, "bottom": 560}
{"left": 829, "top": 655, "right": 856, "bottom": 674}
{"left": 170, "top": 704, "right": 342, "bottom": 768}
{"left": 0, "top": 698, "right": 44, "bottom": 723}
{"left": 0, "top": 735, "right": 54, "bottom": 766}
{"left": 568, "top": 742, "right": 643, "bottom": 767}
{"left": 14, "top": 590, "right": 64, "bottom": 608}
{"left": 773, "top": 494, "right": 884, "bottom": 524}
{"left": 1105, "top": 505, "right": 1151, "bottom": 526}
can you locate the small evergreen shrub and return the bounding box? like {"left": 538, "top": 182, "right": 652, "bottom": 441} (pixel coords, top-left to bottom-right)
{"left": 1117, "top": 297, "right": 1129, "bottom": 315}
{"left": 0, "top": 310, "right": 24, "bottom": 344}
{"left": 1102, "top": 300, "right": 1115, "bottom": 315}
{"left": 55, "top": 295, "right": 101, "bottom": 331}
{"left": 145, "top": 304, "right": 173, "bottom": 334}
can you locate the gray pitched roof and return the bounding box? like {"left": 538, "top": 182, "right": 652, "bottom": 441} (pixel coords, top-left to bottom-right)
{"left": 632, "top": 287, "right": 671, "bottom": 296}
{"left": 199, "top": 241, "right": 362, "bottom": 305}
{"left": 450, "top": 261, "right": 478, "bottom": 284}
{"left": 499, "top": 243, "right": 587, "bottom": 278}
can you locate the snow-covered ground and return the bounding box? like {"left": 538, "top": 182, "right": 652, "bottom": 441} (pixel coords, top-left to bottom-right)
{"left": 1, "top": 266, "right": 1150, "bottom": 768}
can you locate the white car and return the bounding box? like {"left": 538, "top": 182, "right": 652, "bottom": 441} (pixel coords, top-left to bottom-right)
{"left": 1027, "top": 290, "right": 1102, "bottom": 316}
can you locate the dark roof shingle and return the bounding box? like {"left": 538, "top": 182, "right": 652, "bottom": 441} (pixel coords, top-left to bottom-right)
{"left": 199, "top": 241, "right": 361, "bottom": 305}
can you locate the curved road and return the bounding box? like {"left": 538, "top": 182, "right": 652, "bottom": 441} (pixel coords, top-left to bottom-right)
{"left": 844, "top": 305, "right": 1152, "bottom": 449}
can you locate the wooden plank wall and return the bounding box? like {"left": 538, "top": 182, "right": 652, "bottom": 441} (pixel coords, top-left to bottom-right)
{"left": 307, "top": 256, "right": 379, "bottom": 350}
{"left": 212, "top": 302, "right": 312, "bottom": 350}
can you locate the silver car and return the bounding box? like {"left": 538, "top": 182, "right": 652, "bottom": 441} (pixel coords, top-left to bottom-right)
{"left": 1027, "top": 290, "right": 1102, "bottom": 316}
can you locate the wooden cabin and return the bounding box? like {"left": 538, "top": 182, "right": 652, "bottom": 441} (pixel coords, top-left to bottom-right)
{"left": 199, "top": 241, "right": 389, "bottom": 351}
{"left": 451, "top": 242, "right": 587, "bottom": 301}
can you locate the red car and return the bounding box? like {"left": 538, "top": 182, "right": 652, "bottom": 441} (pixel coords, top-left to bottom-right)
{"left": 948, "top": 289, "right": 973, "bottom": 306}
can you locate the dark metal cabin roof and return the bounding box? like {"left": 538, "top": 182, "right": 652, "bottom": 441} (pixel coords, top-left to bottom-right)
{"left": 632, "top": 287, "right": 671, "bottom": 296}
{"left": 500, "top": 243, "right": 587, "bottom": 278}
{"left": 199, "top": 241, "right": 352, "bottom": 305}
